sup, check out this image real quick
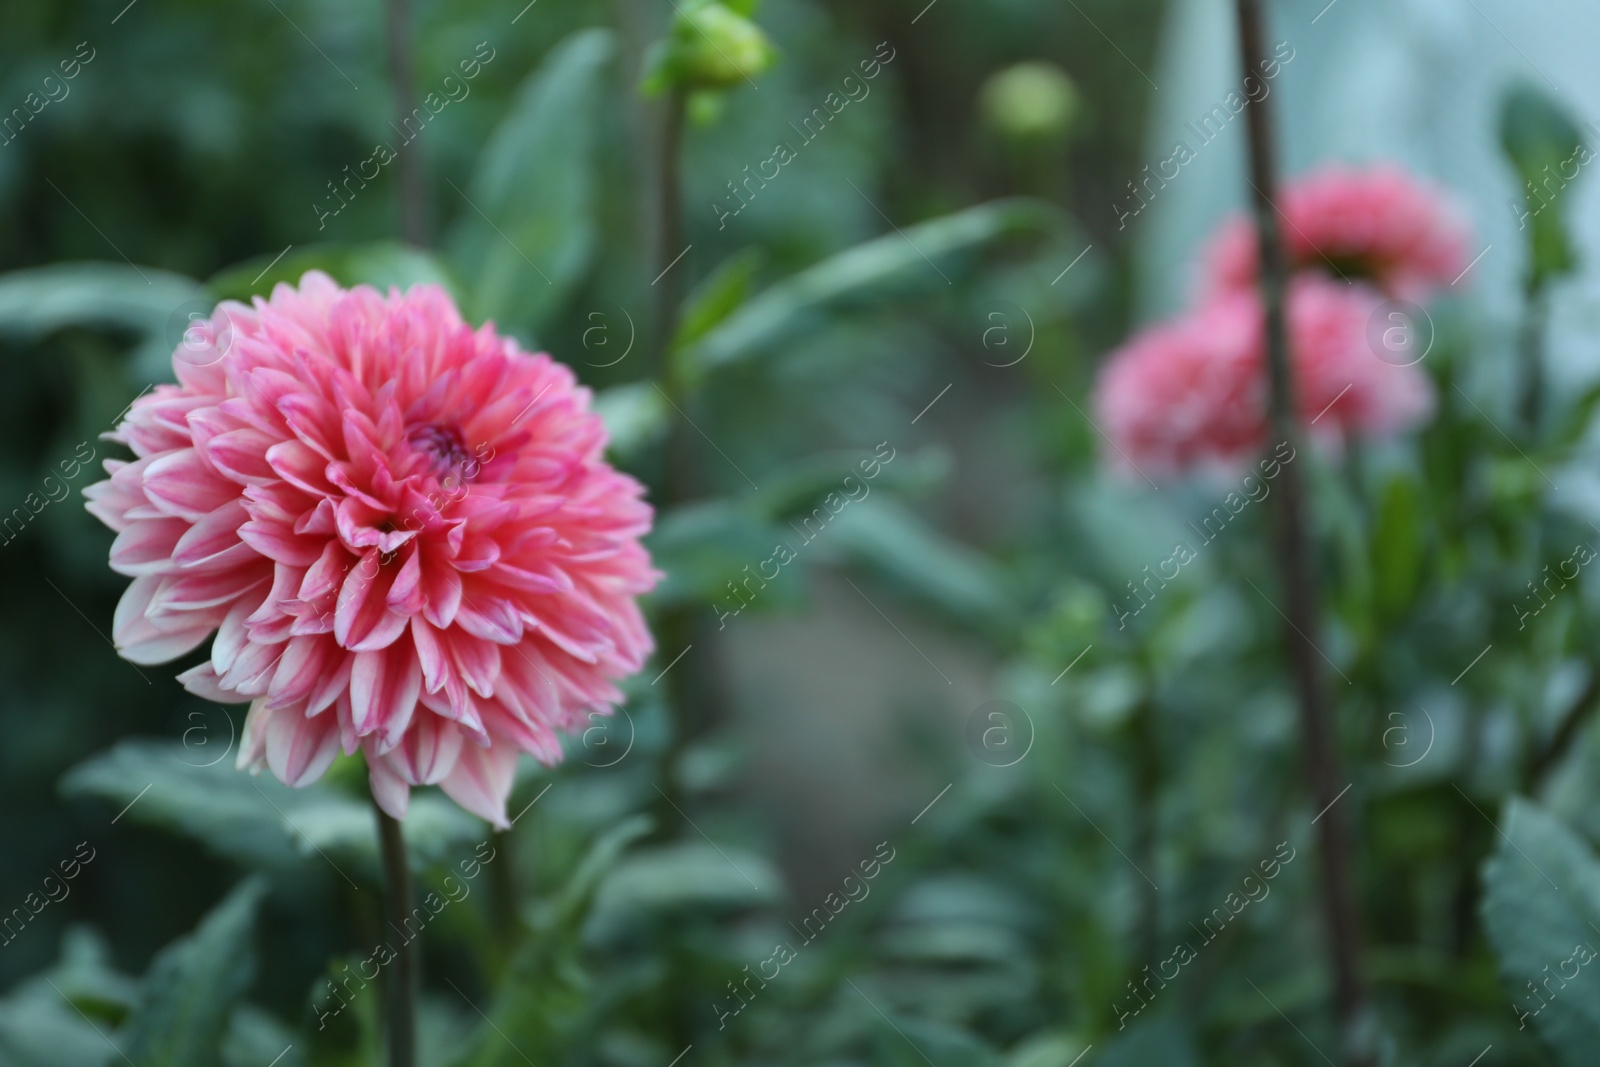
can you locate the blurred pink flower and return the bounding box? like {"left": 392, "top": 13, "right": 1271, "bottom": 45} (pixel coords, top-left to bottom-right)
{"left": 85, "top": 272, "right": 659, "bottom": 826}
{"left": 1199, "top": 164, "right": 1470, "bottom": 301}
{"left": 1093, "top": 276, "right": 1433, "bottom": 479}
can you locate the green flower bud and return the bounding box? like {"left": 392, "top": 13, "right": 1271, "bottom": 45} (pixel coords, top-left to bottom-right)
{"left": 980, "top": 61, "right": 1081, "bottom": 143}
{"left": 642, "top": 1, "right": 775, "bottom": 96}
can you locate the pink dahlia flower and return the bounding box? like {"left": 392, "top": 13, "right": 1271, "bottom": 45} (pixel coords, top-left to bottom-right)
{"left": 85, "top": 272, "right": 659, "bottom": 826}
{"left": 1093, "top": 276, "right": 1433, "bottom": 479}
{"left": 1199, "top": 164, "right": 1470, "bottom": 301}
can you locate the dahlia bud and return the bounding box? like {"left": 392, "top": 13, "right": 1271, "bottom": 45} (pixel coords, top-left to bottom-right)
{"left": 642, "top": 0, "right": 775, "bottom": 95}
{"left": 980, "top": 61, "right": 1081, "bottom": 144}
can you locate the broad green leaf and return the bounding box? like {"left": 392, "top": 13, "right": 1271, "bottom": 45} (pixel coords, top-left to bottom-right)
{"left": 449, "top": 29, "right": 613, "bottom": 339}
{"left": 682, "top": 198, "right": 1056, "bottom": 375}
{"left": 828, "top": 497, "right": 1012, "bottom": 628}
{"left": 1499, "top": 84, "right": 1584, "bottom": 283}
{"left": 1481, "top": 798, "right": 1600, "bottom": 1063}
{"left": 0, "top": 927, "right": 139, "bottom": 1067}
{"left": 1005, "top": 1031, "right": 1092, "bottom": 1067}
{"left": 0, "top": 985, "right": 117, "bottom": 1067}
{"left": 585, "top": 840, "right": 782, "bottom": 937}
{"left": 0, "top": 262, "right": 208, "bottom": 382}
{"left": 207, "top": 241, "right": 457, "bottom": 303}
{"left": 0, "top": 262, "right": 206, "bottom": 342}
{"left": 222, "top": 1006, "right": 302, "bottom": 1067}
{"left": 1094, "top": 1016, "right": 1200, "bottom": 1067}
{"left": 61, "top": 739, "right": 487, "bottom": 876}
{"left": 123, "top": 877, "right": 267, "bottom": 1067}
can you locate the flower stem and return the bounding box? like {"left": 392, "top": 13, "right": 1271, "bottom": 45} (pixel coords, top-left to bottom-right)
{"left": 385, "top": 0, "right": 429, "bottom": 245}
{"left": 1232, "top": 1, "right": 1374, "bottom": 1063}
{"left": 374, "top": 801, "right": 418, "bottom": 1067}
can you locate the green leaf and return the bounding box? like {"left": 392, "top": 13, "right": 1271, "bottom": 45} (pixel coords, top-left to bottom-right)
{"left": 1093, "top": 1016, "right": 1200, "bottom": 1067}
{"left": 1481, "top": 797, "right": 1600, "bottom": 1063}
{"left": 207, "top": 241, "right": 457, "bottom": 303}
{"left": 61, "top": 739, "right": 487, "bottom": 876}
{"left": 585, "top": 840, "right": 782, "bottom": 937}
{"left": 0, "top": 262, "right": 209, "bottom": 381}
{"left": 540, "top": 814, "right": 654, "bottom": 933}
{"left": 829, "top": 497, "right": 1012, "bottom": 629}
{"left": 671, "top": 247, "right": 764, "bottom": 357}
{"left": 1371, "top": 472, "right": 1424, "bottom": 620}
{"left": 681, "top": 198, "right": 1057, "bottom": 376}
{"left": 449, "top": 29, "right": 613, "bottom": 339}
{"left": 0, "top": 927, "right": 140, "bottom": 1067}
{"left": 646, "top": 500, "right": 806, "bottom": 612}
{"left": 0, "top": 262, "right": 205, "bottom": 341}
{"left": 221, "top": 1005, "right": 302, "bottom": 1067}
{"left": 1499, "top": 84, "right": 1585, "bottom": 283}
{"left": 592, "top": 382, "right": 668, "bottom": 463}
{"left": 123, "top": 877, "right": 267, "bottom": 1067}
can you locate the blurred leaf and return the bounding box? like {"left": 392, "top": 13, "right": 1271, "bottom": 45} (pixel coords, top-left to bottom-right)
{"left": 593, "top": 382, "right": 669, "bottom": 463}
{"left": 221, "top": 1005, "right": 302, "bottom": 1067}
{"left": 0, "top": 983, "right": 117, "bottom": 1067}
{"left": 830, "top": 497, "right": 1012, "bottom": 629}
{"left": 1004, "top": 1030, "right": 1092, "bottom": 1067}
{"left": 61, "top": 740, "right": 486, "bottom": 876}
{"left": 0, "top": 262, "right": 207, "bottom": 382}
{"left": 1093, "top": 1015, "right": 1199, "bottom": 1067}
{"left": 449, "top": 29, "right": 613, "bottom": 340}
{"left": 1371, "top": 472, "right": 1424, "bottom": 621}
{"left": 671, "top": 247, "right": 764, "bottom": 358}
{"left": 541, "top": 814, "right": 653, "bottom": 933}
{"left": 586, "top": 840, "right": 782, "bottom": 938}
{"left": 646, "top": 500, "right": 806, "bottom": 612}
{"left": 0, "top": 262, "right": 205, "bottom": 339}
{"left": 682, "top": 198, "right": 1058, "bottom": 376}
{"left": 207, "top": 242, "right": 457, "bottom": 303}
{"left": 0, "top": 926, "right": 140, "bottom": 1067}
{"left": 1481, "top": 798, "right": 1600, "bottom": 1063}
{"left": 50, "top": 927, "right": 140, "bottom": 1020}
{"left": 1499, "top": 84, "right": 1585, "bottom": 283}
{"left": 123, "top": 877, "right": 266, "bottom": 1067}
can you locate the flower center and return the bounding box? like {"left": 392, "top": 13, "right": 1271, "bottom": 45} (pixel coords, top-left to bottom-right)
{"left": 406, "top": 423, "right": 476, "bottom": 481}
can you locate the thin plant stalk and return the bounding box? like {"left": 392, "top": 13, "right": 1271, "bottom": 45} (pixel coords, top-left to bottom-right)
{"left": 385, "top": 0, "right": 429, "bottom": 245}
{"left": 650, "top": 86, "right": 724, "bottom": 757}
{"left": 1232, "top": 0, "right": 1374, "bottom": 1062}
{"left": 374, "top": 802, "right": 418, "bottom": 1067}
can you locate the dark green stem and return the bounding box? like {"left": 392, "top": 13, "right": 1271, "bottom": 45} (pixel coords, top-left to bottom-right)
{"left": 374, "top": 802, "right": 418, "bottom": 1067}
{"left": 385, "top": 0, "right": 429, "bottom": 245}
{"left": 1519, "top": 276, "right": 1547, "bottom": 436}
{"left": 1233, "top": 1, "right": 1374, "bottom": 1062}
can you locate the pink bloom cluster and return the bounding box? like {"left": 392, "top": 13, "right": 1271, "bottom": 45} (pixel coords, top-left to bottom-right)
{"left": 86, "top": 272, "right": 659, "bottom": 826}
{"left": 1094, "top": 165, "right": 1465, "bottom": 478}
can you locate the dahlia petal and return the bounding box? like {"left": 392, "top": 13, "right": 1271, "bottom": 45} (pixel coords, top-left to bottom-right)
{"left": 335, "top": 548, "right": 408, "bottom": 651}
{"left": 112, "top": 576, "right": 218, "bottom": 665}
{"left": 171, "top": 500, "right": 253, "bottom": 570}
{"left": 109, "top": 518, "right": 189, "bottom": 576}
{"left": 385, "top": 712, "right": 464, "bottom": 785}
{"left": 365, "top": 750, "right": 411, "bottom": 820}
{"left": 204, "top": 428, "right": 280, "bottom": 485}
{"left": 142, "top": 449, "right": 237, "bottom": 521}
{"left": 177, "top": 661, "right": 237, "bottom": 703}
{"left": 438, "top": 742, "right": 519, "bottom": 829}
{"left": 265, "top": 701, "right": 340, "bottom": 787}
{"left": 350, "top": 642, "right": 421, "bottom": 750}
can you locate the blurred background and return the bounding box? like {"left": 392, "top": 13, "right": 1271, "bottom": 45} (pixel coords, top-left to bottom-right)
{"left": 4, "top": 0, "right": 1600, "bottom": 1065}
